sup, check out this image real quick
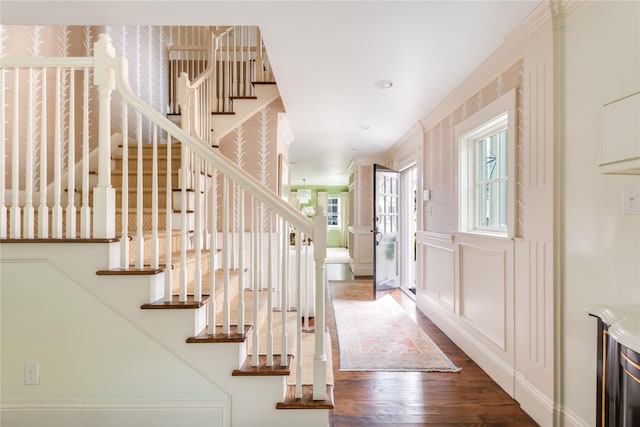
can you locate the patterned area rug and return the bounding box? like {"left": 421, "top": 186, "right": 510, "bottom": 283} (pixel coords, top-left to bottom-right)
{"left": 330, "top": 280, "right": 460, "bottom": 372}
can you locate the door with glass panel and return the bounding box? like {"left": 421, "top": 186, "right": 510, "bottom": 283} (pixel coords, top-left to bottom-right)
{"left": 373, "top": 164, "right": 401, "bottom": 298}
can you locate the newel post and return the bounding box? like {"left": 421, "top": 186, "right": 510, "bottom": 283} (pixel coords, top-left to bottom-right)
{"left": 92, "top": 34, "right": 116, "bottom": 238}
{"left": 313, "top": 205, "right": 327, "bottom": 400}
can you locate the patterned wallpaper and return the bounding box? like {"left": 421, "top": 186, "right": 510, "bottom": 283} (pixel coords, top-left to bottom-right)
{"left": 422, "top": 60, "right": 524, "bottom": 235}
{"left": 0, "top": 25, "right": 210, "bottom": 186}
{"left": 218, "top": 97, "right": 286, "bottom": 232}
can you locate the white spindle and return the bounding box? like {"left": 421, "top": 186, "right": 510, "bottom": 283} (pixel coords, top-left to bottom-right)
{"left": 10, "top": 68, "right": 21, "bottom": 238}
{"left": 295, "top": 230, "right": 303, "bottom": 398}
{"left": 135, "top": 112, "right": 144, "bottom": 269}
{"left": 24, "top": 68, "right": 35, "bottom": 238}
{"left": 164, "top": 134, "right": 173, "bottom": 302}
{"left": 0, "top": 69, "right": 6, "bottom": 238}
{"left": 179, "top": 143, "right": 188, "bottom": 302}
{"left": 65, "top": 68, "right": 76, "bottom": 238}
{"left": 232, "top": 27, "right": 238, "bottom": 98}
{"left": 266, "top": 209, "right": 274, "bottom": 366}
{"left": 150, "top": 124, "right": 159, "bottom": 269}
{"left": 52, "top": 67, "right": 63, "bottom": 238}
{"left": 222, "top": 175, "right": 231, "bottom": 334}
{"left": 193, "top": 156, "right": 202, "bottom": 302}
{"left": 256, "top": 28, "right": 264, "bottom": 83}
{"left": 38, "top": 69, "right": 48, "bottom": 238}
{"left": 208, "top": 167, "right": 217, "bottom": 329}
{"left": 252, "top": 197, "right": 259, "bottom": 367}
{"left": 80, "top": 67, "right": 91, "bottom": 238}
{"left": 225, "top": 33, "right": 230, "bottom": 112}
{"left": 280, "top": 217, "right": 289, "bottom": 366}
{"left": 120, "top": 101, "right": 129, "bottom": 268}
{"left": 237, "top": 186, "right": 245, "bottom": 334}
{"left": 303, "top": 241, "right": 309, "bottom": 332}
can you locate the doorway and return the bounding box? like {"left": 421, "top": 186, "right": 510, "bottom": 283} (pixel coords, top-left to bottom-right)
{"left": 399, "top": 166, "right": 417, "bottom": 297}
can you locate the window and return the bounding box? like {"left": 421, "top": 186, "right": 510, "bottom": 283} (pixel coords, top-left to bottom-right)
{"left": 327, "top": 196, "right": 341, "bottom": 229}
{"left": 458, "top": 89, "right": 516, "bottom": 237}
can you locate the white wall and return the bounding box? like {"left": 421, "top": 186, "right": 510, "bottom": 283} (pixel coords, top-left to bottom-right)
{"left": 1, "top": 261, "right": 228, "bottom": 425}
{"left": 561, "top": 1, "right": 640, "bottom": 424}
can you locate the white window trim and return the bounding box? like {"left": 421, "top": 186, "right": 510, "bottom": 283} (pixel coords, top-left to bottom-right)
{"left": 456, "top": 89, "right": 517, "bottom": 239}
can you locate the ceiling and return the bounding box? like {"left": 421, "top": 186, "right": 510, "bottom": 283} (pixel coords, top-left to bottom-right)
{"left": 1, "top": 0, "right": 541, "bottom": 186}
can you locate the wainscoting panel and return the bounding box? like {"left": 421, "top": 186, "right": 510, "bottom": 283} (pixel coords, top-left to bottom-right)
{"left": 458, "top": 242, "right": 508, "bottom": 350}
{"left": 418, "top": 231, "right": 455, "bottom": 311}
{"left": 454, "top": 232, "right": 515, "bottom": 393}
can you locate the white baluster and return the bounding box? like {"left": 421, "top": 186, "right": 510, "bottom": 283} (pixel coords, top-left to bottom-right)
{"left": 193, "top": 156, "right": 202, "bottom": 302}
{"left": 256, "top": 28, "right": 264, "bottom": 83}
{"left": 150, "top": 124, "right": 159, "bottom": 269}
{"left": 237, "top": 186, "right": 245, "bottom": 334}
{"left": 303, "top": 240, "right": 309, "bottom": 332}
{"left": 10, "top": 68, "right": 21, "bottom": 238}
{"left": 232, "top": 26, "right": 237, "bottom": 98}
{"left": 23, "top": 67, "right": 35, "bottom": 238}
{"left": 80, "top": 67, "right": 91, "bottom": 239}
{"left": 164, "top": 134, "right": 173, "bottom": 302}
{"left": 225, "top": 33, "right": 230, "bottom": 112}
{"left": 0, "top": 69, "right": 6, "bottom": 238}
{"left": 65, "top": 68, "right": 76, "bottom": 238}
{"left": 266, "top": 209, "right": 274, "bottom": 366}
{"left": 295, "top": 230, "right": 303, "bottom": 398}
{"left": 280, "top": 217, "right": 288, "bottom": 366}
{"left": 135, "top": 111, "right": 144, "bottom": 269}
{"left": 120, "top": 100, "right": 129, "bottom": 268}
{"left": 51, "top": 67, "right": 63, "bottom": 238}
{"left": 38, "top": 69, "right": 48, "bottom": 238}
{"left": 208, "top": 167, "right": 217, "bottom": 330}
{"left": 252, "top": 197, "right": 259, "bottom": 367}
{"left": 222, "top": 175, "right": 230, "bottom": 334}
{"left": 179, "top": 143, "right": 188, "bottom": 302}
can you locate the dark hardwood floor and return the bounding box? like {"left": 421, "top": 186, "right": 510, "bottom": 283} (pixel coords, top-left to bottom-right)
{"left": 324, "top": 263, "right": 538, "bottom": 426}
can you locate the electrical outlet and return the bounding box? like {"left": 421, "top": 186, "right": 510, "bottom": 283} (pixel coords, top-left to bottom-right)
{"left": 24, "top": 362, "right": 39, "bottom": 385}
{"left": 623, "top": 187, "right": 640, "bottom": 215}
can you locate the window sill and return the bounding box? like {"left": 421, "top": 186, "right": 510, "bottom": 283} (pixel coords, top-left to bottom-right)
{"left": 453, "top": 230, "right": 512, "bottom": 241}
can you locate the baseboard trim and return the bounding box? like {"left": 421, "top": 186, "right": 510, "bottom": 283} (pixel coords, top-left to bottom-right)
{"left": 514, "top": 372, "right": 555, "bottom": 426}
{"left": 1, "top": 400, "right": 229, "bottom": 427}
{"left": 555, "top": 404, "right": 590, "bottom": 427}
{"left": 417, "top": 293, "right": 515, "bottom": 395}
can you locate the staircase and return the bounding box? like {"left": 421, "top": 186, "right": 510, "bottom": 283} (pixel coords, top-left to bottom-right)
{"left": 0, "top": 28, "right": 332, "bottom": 427}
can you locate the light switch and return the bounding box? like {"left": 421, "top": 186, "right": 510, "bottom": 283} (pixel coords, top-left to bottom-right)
{"left": 623, "top": 187, "right": 640, "bottom": 215}
{"left": 24, "top": 362, "right": 39, "bottom": 385}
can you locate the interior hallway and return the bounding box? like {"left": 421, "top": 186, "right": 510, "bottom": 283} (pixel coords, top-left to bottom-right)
{"left": 324, "top": 263, "right": 537, "bottom": 426}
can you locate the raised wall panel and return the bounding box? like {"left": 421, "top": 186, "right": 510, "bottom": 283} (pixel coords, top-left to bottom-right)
{"left": 459, "top": 243, "right": 508, "bottom": 349}
{"left": 419, "top": 232, "right": 455, "bottom": 311}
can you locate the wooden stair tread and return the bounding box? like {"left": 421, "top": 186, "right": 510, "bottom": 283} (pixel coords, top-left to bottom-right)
{"left": 211, "top": 111, "right": 236, "bottom": 115}
{"left": 96, "top": 266, "right": 165, "bottom": 275}
{"left": 141, "top": 294, "right": 210, "bottom": 309}
{"left": 186, "top": 324, "right": 252, "bottom": 343}
{"left": 252, "top": 81, "right": 277, "bottom": 86}
{"left": 230, "top": 96, "right": 258, "bottom": 100}
{"left": 276, "top": 385, "right": 334, "bottom": 410}
{"left": 232, "top": 354, "right": 293, "bottom": 376}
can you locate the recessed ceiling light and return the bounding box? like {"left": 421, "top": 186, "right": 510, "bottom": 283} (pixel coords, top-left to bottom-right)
{"left": 357, "top": 124, "right": 370, "bottom": 130}
{"left": 375, "top": 80, "right": 393, "bottom": 89}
